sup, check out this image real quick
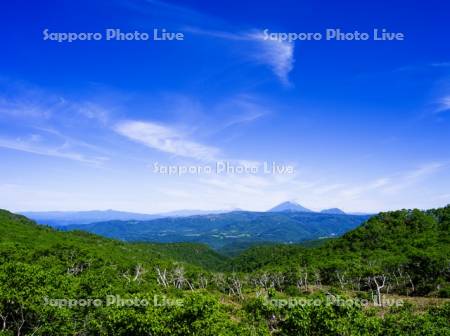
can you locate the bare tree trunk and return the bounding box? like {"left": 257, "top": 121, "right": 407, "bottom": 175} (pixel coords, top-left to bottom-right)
{"left": 0, "top": 313, "right": 7, "bottom": 331}
{"left": 198, "top": 275, "right": 208, "bottom": 289}
{"left": 156, "top": 267, "right": 169, "bottom": 287}
{"left": 16, "top": 306, "right": 25, "bottom": 336}
{"left": 373, "top": 275, "right": 387, "bottom": 306}
{"left": 406, "top": 273, "right": 415, "bottom": 295}
{"left": 229, "top": 274, "right": 244, "bottom": 299}
{"left": 336, "top": 270, "right": 347, "bottom": 290}
{"left": 186, "top": 279, "right": 194, "bottom": 291}
{"left": 356, "top": 276, "right": 362, "bottom": 291}
{"left": 133, "top": 264, "right": 146, "bottom": 283}
{"left": 304, "top": 271, "right": 308, "bottom": 291}
{"left": 314, "top": 270, "right": 322, "bottom": 288}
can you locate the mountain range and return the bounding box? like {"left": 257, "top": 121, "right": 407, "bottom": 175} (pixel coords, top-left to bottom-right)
{"left": 22, "top": 201, "right": 349, "bottom": 226}
{"left": 21, "top": 209, "right": 232, "bottom": 226}
{"left": 58, "top": 210, "right": 370, "bottom": 250}
{"left": 21, "top": 202, "right": 366, "bottom": 251}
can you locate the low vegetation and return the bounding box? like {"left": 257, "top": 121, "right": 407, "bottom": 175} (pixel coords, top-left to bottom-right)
{"left": 0, "top": 206, "right": 449, "bottom": 335}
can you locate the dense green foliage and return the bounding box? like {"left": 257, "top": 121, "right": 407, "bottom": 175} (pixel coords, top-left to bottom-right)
{"left": 231, "top": 207, "right": 450, "bottom": 297}
{"left": 0, "top": 207, "right": 449, "bottom": 335}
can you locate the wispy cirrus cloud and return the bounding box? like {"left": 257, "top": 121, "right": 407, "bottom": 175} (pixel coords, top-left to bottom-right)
{"left": 431, "top": 62, "right": 450, "bottom": 68}
{"left": 121, "top": 0, "right": 295, "bottom": 85}
{"left": 382, "top": 162, "right": 445, "bottom": 193}
{"left": 0, "top": 80, "right": 114, "bottom": 124}
{"left": 185, "top": 27, "right": 295, "bottom": 85}
{"left": 114, "top": 120, "right": 220, "bottom": 161}
{"left": 0, "top": 82, "right": 113, "bottom": 165}
{"left": 435, "top": 95, "right": 450, "bottom": 114}
{"left": 247, "top": 31, "right": 294, "bottom": 86}
{"left": 336, "top": 162, "right": 445, "bottom": 199}
{"left": 338, "top": 178, "right": 390, "bottom": 199}
{"left": 0, "top": 136, "right": 107, "bottom": 164}
{"left": 207, "top": 94, "right": 269, "bottom": 136}
{"left": 0, "top": 90, "right": 59, "bottom": 119}
{"left": 0, "top": 80, "right": 269, "bottom": 166}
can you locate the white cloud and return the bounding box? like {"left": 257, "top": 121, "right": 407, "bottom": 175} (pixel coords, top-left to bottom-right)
{"left": 219, "top": 95, "right": 268, "bottom": 128}
{"left": 187, "top": 27, "right": 295, "bottom": 85}
{"left": 0, "top": 136, "right": 106, "bottom": 164}
{"left": 382, "top": 162, "right": 444, "bottom": 193}
{"left": 195, "top": 172, "right": 300, "bottom": 211}
{"left": 335, "top": 163, "right": 444, "bottom": 200}
{"left": 247, "top": 31, "right": 295, "bottom": 86}
{"left": 115, "top": 120, "right": 220, "bottom": 161}
{"left": 0, "top": 85, "right": 112, "bottom": 165}
{"left": 435, "top": 95, "right": 450, "bottom": 114}
{"left": 338, "top": 178, "right": 390, "bottom": 199}
{"left": 75, "top": 102, "right": 110, "bottom": 125}
{"left": 0, "top": 96, "right": 55, "bottom": 119}
{"left": 430, "top": 62, "right": 450, "bottom": 68}
{"left": 120, "top": 0, "right": 296, "bottom": 85}
{"left": 312, "top": 183, "right": 346, "bottom": 195}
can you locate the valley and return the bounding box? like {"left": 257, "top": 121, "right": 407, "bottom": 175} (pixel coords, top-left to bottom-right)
{"left": 0, "top": 206, "right": 448, "bottom": 335}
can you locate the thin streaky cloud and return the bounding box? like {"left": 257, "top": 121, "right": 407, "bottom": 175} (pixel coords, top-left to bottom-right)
{"left": 32, "top": 126, "right": 110, "bottom": 154}
{"left": 382, "top": 162, "right": 445, "bottom": 193}
{"left": 339, "top": 177, "right": 390, "bottom": 199}
{"left": 312, "top": 183, "right": 346, "bottom": 195}
{"left": 217, "top": 95, "right": 268, "bottom": 129}
{"left": 338, "top": 162, "right": 445, "bottom": 198}
{"left": 115, "top": 120, "right": 220, "bottom": 161}
{"left": 435, "top": 95, "right": 450, "bottom": 114}
{"left": 187, "top": 27, "right": 295, "bottom": 85}
{"left": 122, "top": 0, "right": 296, "bottom": 85}
{"left": 431, "top": 62, "right": 450, "bottom": 68}
{"left": 0, "top": 136, "right": 107, "bottom": 164}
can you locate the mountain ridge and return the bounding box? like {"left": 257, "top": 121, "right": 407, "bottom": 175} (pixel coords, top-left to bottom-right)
{"left": 320, "top": 208, "right": 346, "bottom": 214}
{"left": 21, "top": 209, "right": 233, "bottom": 226}
{"left": 21, "top": 203, "right": 370, "bottom": 226}
{"left": 59, "top": 211, "right": 370, "bottom": 250}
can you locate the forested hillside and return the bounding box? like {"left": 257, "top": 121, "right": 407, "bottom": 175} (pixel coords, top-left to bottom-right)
{"left": 59, "top": 211, "right": 370, "bottom": 250}
{"left": 230, "top": 207, "right": 450, "bottom": 297}
{"left": 0, "top": 207, "right": 449, "bottom": 335}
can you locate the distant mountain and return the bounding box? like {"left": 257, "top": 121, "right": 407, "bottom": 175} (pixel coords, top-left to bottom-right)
{"left": 20, "top": 210, "right": 159, "bottom": 226}
{"left": 60, "top": 211, "right": 371, "bottom": 249}
{"left": 348, "top": 211, "right": 375, "bottom": 216}
{"left": 158, "top": 209, "right": 233, "bottom": 217}
{"left": 320, "top": 208, "right": 346, "bottom": 215}
{"left": 20, "top": 209, "right": 231, "bottom": 226}
{"left": 268, "top": 201, "right": 312, "bottom": 212}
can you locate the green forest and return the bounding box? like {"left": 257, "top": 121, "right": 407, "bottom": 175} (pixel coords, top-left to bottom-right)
{"left": 0, "top": 206, "right": 449, "bottom": 335}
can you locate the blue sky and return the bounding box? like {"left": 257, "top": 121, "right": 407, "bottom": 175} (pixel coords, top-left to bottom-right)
{"left": 0, "top": 0, "right": 449, "bottom": 213}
